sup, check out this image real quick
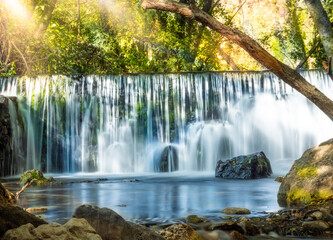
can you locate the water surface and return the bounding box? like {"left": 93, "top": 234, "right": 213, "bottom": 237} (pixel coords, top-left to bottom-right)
{"left": 4, "top": 172, "right": 281, "bottom": 224}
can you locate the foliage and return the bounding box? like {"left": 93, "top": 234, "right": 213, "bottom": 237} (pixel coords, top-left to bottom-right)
{"left": 0, "top": 0, "right": 332, "bottom": 75}
{"left": 0, "top": 62, "right": 16, "bottom": 77}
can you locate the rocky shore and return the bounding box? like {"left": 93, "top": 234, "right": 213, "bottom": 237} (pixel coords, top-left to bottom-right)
{"left": 1, "top": 139, "right": 333, "bottom": 239}
{"left": 1, "top": 180, "right": 333, "bottom": 240}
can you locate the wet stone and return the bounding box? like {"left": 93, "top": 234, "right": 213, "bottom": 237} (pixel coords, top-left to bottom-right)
{"left": 222, "top": 208, "right": 251, "bottom": 215}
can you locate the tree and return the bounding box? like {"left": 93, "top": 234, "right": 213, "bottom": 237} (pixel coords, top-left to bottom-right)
{"left": 141, "top": 0, "right": 333, "bottom": 121}
{"left": 304, "top": 0, "right": 333, "bottom": 58}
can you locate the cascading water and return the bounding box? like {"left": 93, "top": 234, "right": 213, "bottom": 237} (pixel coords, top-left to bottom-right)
{"left": 0, "top": 70, "right": 332, "bottom": 176}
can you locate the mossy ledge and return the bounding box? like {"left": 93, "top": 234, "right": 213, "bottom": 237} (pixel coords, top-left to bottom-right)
{"left": 278, "top": 138, "right": 333, "bottom": 207}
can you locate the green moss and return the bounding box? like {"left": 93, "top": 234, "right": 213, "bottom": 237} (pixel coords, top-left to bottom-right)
{"left": 297, "top": 167, "right": 318, "bottom": 178}
{"left": 318, "top": 189, "right": 333, "bottom": 200}
{"left": 287, "top": 187, "right": 313, "bottom": 204}
{"left": 287, "top": 187, "right": 333, "bottom": 205}
{"left": 20, "top": 169, "right": 54, "bottom": 185}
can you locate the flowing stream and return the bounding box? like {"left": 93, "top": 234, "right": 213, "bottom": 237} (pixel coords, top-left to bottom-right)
{"left": 0, "top": 70, "right": 332, "bottom": 176}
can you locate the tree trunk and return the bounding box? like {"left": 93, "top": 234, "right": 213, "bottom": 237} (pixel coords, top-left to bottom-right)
{"left": 304, "top": 0, "right": 333, "bottom": 58}
{"left": 38, "top": 0, "right": 58, "bottom": 32}
{"left": 141, "top": 0, "right": 333, "bottom": 121}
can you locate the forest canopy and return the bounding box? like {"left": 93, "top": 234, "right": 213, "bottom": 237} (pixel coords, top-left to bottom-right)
{"left": 0, "top": 0, "right": 332, "bottom": 75}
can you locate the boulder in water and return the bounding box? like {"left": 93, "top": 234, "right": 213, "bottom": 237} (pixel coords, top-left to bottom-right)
{"left": 278, "top": 139, "right": 333, "bottom": 207}
{"left": 154, "top": 145, "right": 179, "bottom": 172}
{"left": 73, "top": 205, "right": 164, "bottom": 240}
{"left": 215, "top": 152, "right": 272, "bottom": 179}
{"left": 20, "top": 169, "right": 55, "bottom": 185}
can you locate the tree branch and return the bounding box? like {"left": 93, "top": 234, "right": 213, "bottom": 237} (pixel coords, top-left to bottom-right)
{"left": 11, "top": 41, "right": 30, "bottom": 75}
{"left": 16, "top": 179, "right": 36, "bottom": 199}
{"left": 141, "top": 0, "right": 333, "bottom": 120}
{"left": 296, "top": 40, "right": 320, "bottom": 69}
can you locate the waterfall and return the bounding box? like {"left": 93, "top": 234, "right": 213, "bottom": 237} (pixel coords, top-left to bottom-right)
{"left": 0, "top": 70, "right": 332, "bottom": 176}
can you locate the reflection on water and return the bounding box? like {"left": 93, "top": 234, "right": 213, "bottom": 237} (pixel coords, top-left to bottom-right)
{"left": 4, "top": 173, "right": 281, "bottom": 224}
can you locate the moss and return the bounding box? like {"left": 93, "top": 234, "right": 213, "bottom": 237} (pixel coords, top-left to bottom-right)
{"left": 287, "top": 187, "right": 333, "bottom": 205}
{"left": 287, "top": 187, "right": 313, "bottom": 204}
{"left": 20, "top": 169, "right": 54, "bottom": 185}
{"left": 297, "top": 167, "right": 318, "bottom": 178}
{"left": 318, "top": 189, "right": 333, "bottom": 200}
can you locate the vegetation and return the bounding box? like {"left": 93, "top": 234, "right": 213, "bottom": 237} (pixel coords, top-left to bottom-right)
{"left": 0, "top": 0, "right": 332, "bottom": 76}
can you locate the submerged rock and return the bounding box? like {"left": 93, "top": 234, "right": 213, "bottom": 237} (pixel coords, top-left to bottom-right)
{"left": 278, "top": 139, "right": 333, "bottom": 207}
{"left": 186, "top": 215, "right": 204, "bottom": 224}
{"left": 73, "top": 205, "right": 164, "bottom": 240}
{"left": 2, "top": 218, "right": 102, "bottom": 240}
{"left": 215, "top": 152, "right": 272, "bottom": 179}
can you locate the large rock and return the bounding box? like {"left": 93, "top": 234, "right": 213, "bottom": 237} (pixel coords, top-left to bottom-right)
{"left": 0, "top": 182, "right": 47, "bottom": 237}
{"left": 73, "top": 205, "right": 164, "bottom": 240}
{"left": 2, "top": 218, "right": 102, "bottom": 240}
{"left": 215, "top": 152, "right": 272, "bottom": 179}
{"left": 278, "top": 139, "right": 333, "bottom": 207}
{"left": 0, "top": 204, "right": 47, "bottom": 237}
{"left": 154, "top": 145, "right": 178, "bottom": 172}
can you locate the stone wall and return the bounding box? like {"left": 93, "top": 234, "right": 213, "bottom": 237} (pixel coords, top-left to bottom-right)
{"left": 0, "top": 96, "right": 17, "bottom": 177}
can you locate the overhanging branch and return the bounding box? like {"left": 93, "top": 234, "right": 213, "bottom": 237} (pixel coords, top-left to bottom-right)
{"left": 142, "top": 0, "right": 333, "bottom": 120}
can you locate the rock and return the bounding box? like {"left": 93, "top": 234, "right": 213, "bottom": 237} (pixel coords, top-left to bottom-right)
{"left": 211, "top": 222, "right": 244, "bottom": 234}
{"left": 25, "top": 207, "right": 47, "bottom": 213}
{"left": 73, "top": 205, "right": 164, "bottom": 240}
{"left": 278, "top": 139, "right": 333, "bottom": 206}
{"left": 309, "top": 211, "right": 323, "bottom": 220}
{"left": 154, "top": 145, "right": 179, "bottom": 172}
{"left": 222, "top": 208, "right": 251, "bottom": 215}
{"left": 238, "top": 219, "right": 259, "bottom": 236}
{"left": 20, "top": 169, "right": 55, "bottom": 185}
{"left": 0, "top": 183, "right": 15, "bottom": 205}
{"left": 215, "top": 152, "right": 272, "bottom": 179}
{"left": 159, "top": 224, "right": 202, "bottom": 240}
{"left": 0, "top": 204, "right": 47, "bottom": 237}
{"left": 268, "top": 231, "right": 280, "bottom": 238}
{"left": 2, "top": 218, "right": 102, "bottom": 240}
{"left": 302, "top": 220, "right": 330, "bottom": 235}
{"left": 275, "top": 176, "right": 284, "bottom": 182}
{"left": 229, "top": 230, "right": 247, "bottom": 240}
{"left": 197, "top": 230, "right": 231, "bottom": 240}
{"left": 186, "top": 215, "right": 204, "bottom": 224}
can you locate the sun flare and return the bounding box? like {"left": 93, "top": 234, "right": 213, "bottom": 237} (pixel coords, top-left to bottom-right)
{"left": 4, "top": 0, "right": 29, "bottom": 20}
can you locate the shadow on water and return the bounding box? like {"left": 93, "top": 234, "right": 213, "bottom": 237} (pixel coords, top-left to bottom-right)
{"left": 4, "top": 172, "right": 281, "bottom": 224}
